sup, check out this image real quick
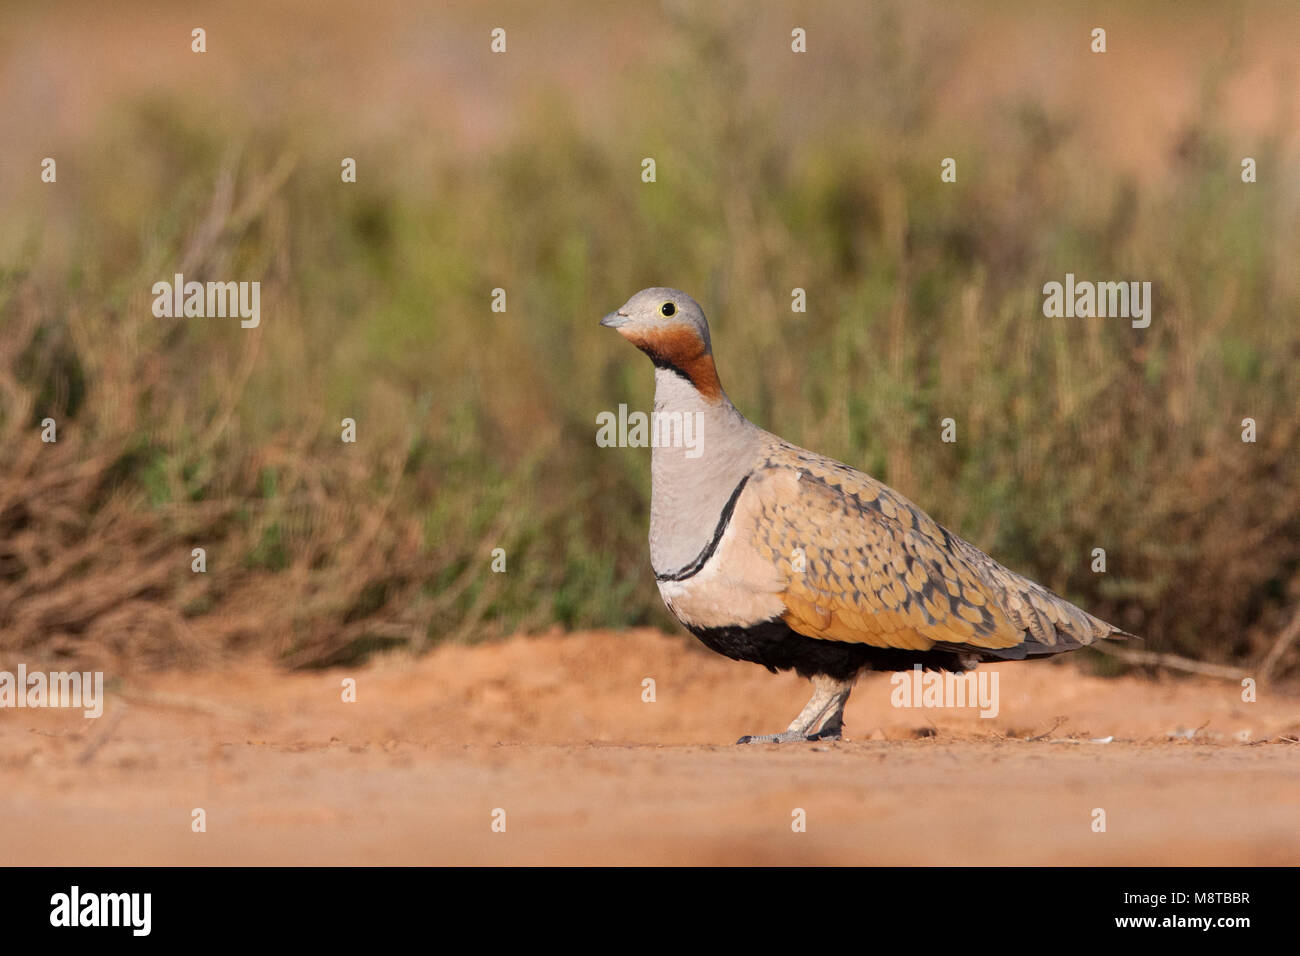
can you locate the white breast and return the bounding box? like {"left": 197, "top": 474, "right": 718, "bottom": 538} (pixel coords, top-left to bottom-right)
{"left": 654, "top": 497, "right": 786, "bottom": 630}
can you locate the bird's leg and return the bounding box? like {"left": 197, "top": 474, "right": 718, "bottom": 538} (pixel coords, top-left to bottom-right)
{"left": 737, "top": 675, "right": 854, "bottom": 744}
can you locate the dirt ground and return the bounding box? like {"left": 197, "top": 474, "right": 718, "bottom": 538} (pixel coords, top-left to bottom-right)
{"left": 2, "top": 629, "right": 1297, "bottom": 865}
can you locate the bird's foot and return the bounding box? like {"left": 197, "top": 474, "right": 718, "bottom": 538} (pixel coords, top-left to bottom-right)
{"left": 737, "top": 676, "right": 853, "bottom": 745}
{"left": 736, "top": 728, "right": 843, "bottom": 745}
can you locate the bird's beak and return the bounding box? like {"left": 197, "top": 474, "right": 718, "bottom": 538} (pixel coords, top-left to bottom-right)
{"left": 600, "top": 310, "right": 628, "bottom": 329}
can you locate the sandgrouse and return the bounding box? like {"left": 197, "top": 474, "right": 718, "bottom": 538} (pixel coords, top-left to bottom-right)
{"left": 602, "top": 287, "right": 1133, "bottom": 743}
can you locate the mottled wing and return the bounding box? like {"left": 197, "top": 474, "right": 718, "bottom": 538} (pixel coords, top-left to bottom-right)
{"left": 746, "top": 444, "right": 1123, "bottom": 657}
{"left": 940, "top": 534, "right": 1125, "bottom": 658}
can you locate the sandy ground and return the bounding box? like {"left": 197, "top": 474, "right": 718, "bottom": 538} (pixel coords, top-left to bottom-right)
{"left": 1, "top": 629, "right": 1297, "bottom": 865}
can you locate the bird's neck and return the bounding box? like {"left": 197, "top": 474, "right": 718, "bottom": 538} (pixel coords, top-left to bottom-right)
{"left": 648, "top": 367, "right": 761, "bottom": 575}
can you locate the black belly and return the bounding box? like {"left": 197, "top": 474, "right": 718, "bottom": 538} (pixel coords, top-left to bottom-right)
{"left": 686, "top": 617, "right": 975, "bottom": 681}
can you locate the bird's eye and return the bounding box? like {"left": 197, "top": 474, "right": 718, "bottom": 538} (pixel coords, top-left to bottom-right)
{"left": 660, "top": 302, "right": 676, "bottom": 317}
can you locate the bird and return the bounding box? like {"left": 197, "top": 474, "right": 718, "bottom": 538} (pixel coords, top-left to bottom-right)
{"left": 601, "top": 287, "right": 1135, "bottom": 743}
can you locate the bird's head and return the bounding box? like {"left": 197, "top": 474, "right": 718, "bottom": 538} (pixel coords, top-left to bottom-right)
{"left": 600, "top": 287, "right": 722, "bottom": 400}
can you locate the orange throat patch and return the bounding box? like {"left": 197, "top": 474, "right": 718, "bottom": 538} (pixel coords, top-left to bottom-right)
{"left": 625, "top": 325, "right": 723, "bottom": 401}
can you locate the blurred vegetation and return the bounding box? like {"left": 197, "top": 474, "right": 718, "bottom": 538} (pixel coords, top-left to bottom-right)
{"left": 0, "top": 4, "right": 1297, "bottom": 676}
